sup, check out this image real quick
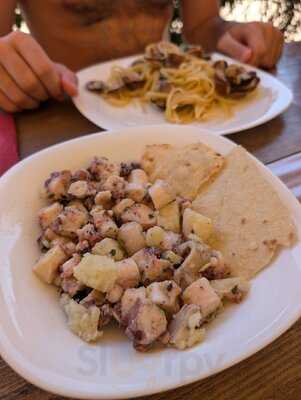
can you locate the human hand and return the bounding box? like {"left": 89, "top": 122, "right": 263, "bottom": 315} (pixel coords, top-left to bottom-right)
{"left": 217, "top": 22, "right": 284, "bottom": 69}
{"left": 0, "top": 31, "right": 78, "bottom": 113}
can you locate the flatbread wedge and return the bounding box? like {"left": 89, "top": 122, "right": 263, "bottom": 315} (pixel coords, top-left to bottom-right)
{"left": 192, "top": 146, "right": 296, "bottom": 280}
{"left": 141, "top": 143, "right": 224, "bottom": 200}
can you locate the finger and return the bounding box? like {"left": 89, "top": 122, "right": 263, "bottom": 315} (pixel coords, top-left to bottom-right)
{"left": 262, "top": 44, "right": 279, "bottom": 69}
{"left": 275, "top": 39, "right": 283, "bottom": 63}
{"left": 0, "top": 42, "right": 49, "bottom": 102}
{"left": 0, "top": 89, "right": 20, "bottom": 113}
{"left": 261, "top": 41, "right": 279, "bottom": 69}
{"left": 217, "top": 31, "right": 252, "bottom": 63}
{"left": 275, "top": 30, "right": 284, "bottom": 62}
{"left": 231, "top": 23, "right": 267, "bottom": 66}
{"left": 0, "top": 63, "right": 39, "bottom": 110}
{"left": 262, "top": 29, "right": 284, "bottom": 69}
{"left": 55, "top": 63, "right": 78, "bottom": 97}
{"left": 11, "top": 31, "right": 62, "bottom": 99}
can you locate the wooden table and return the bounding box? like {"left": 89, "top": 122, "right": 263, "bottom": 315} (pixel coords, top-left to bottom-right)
{"left": 1, "top": 42, "right": 301, "bottom": 400}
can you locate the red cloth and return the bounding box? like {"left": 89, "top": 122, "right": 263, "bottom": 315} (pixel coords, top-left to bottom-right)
{"left": 0, "top": 112, "right": 19, "bottom": 176}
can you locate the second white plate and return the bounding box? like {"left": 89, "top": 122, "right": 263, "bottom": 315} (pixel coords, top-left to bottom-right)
{"left": 73, "top": 53, "right": 293, "bottom": 135}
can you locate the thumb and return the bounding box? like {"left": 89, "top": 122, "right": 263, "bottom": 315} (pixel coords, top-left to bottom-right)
{"left": 55, "top": 63, "right": 78, "bottom": 97}
{"left": 217, "top": 31, "right": 252, "bottom": 63}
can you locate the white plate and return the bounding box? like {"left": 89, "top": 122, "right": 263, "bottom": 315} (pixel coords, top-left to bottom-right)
{"left": 1, "top": 125, "right": 301, "bottom": 400}
{"left": 73, "top": 54, "right": 293, "bottom": 135}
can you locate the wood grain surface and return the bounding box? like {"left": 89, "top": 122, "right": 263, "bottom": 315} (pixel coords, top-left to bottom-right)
{"left": 1, "top": 42, "right": 301, "bottom": 400}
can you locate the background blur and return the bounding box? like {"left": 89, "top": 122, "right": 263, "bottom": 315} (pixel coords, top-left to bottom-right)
{"left": 221, "top": 0, "right": 301, "bottom": 42}
{"left": 15, "top": 0, "right": 301, "bottom": 42}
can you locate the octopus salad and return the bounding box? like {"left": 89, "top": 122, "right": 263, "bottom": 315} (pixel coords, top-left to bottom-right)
{"left": 33, "top": 154, "right": 250, "bottom": 352}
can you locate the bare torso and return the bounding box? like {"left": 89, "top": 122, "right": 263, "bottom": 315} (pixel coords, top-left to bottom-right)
{"left": 19, "top": 0, "right": 172, "bottom": 70}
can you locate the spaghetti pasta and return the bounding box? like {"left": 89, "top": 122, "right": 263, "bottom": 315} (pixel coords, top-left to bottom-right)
{"left": 86, "top": 42, "right": 260, "bottom": 124}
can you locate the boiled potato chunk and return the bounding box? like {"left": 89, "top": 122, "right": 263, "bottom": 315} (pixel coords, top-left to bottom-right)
{"left": 182, "top": 208, "right": 213, "bottom": 242}
{"left": 73, "top": 254, "right": 118, "bottom": 292}
{"left": 60, "top": 294, "right": 102, "bottom": 342}
{"left": 145, "top": 226, "right": 165, "bottom": 248}
{"left": 157, "top": 201, "right": 180, "bottom": 233}
{"left": 92, "top": 238, "right": 125, "bottom": 261}
{"left": 33, "top": 244, "right": 68, "bottom": 284}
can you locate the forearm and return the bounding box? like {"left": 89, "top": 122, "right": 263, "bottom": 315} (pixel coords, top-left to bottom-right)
{"left": 184, "top": 15, "right": 234, "bottom": 52}
{"left": 0, "top": 0, "right": 17, "bottom": 36}
{"left": 181, "top": 0, "right": 235, "bottom": 51}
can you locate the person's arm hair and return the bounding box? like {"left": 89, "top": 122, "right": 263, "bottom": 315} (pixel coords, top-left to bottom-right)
{"left": 0, "top": 0, "right": 18, "bottom": 36}
{"left": 182, "top": 0, "right": 230, "bottom": 51}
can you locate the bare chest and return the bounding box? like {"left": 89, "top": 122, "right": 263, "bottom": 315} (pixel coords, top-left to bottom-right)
{"left": 19, "top": 0, "right": 172, "bottom": 69}
{"left": 61, "top": 0, "right": 172, "bottom": 24}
